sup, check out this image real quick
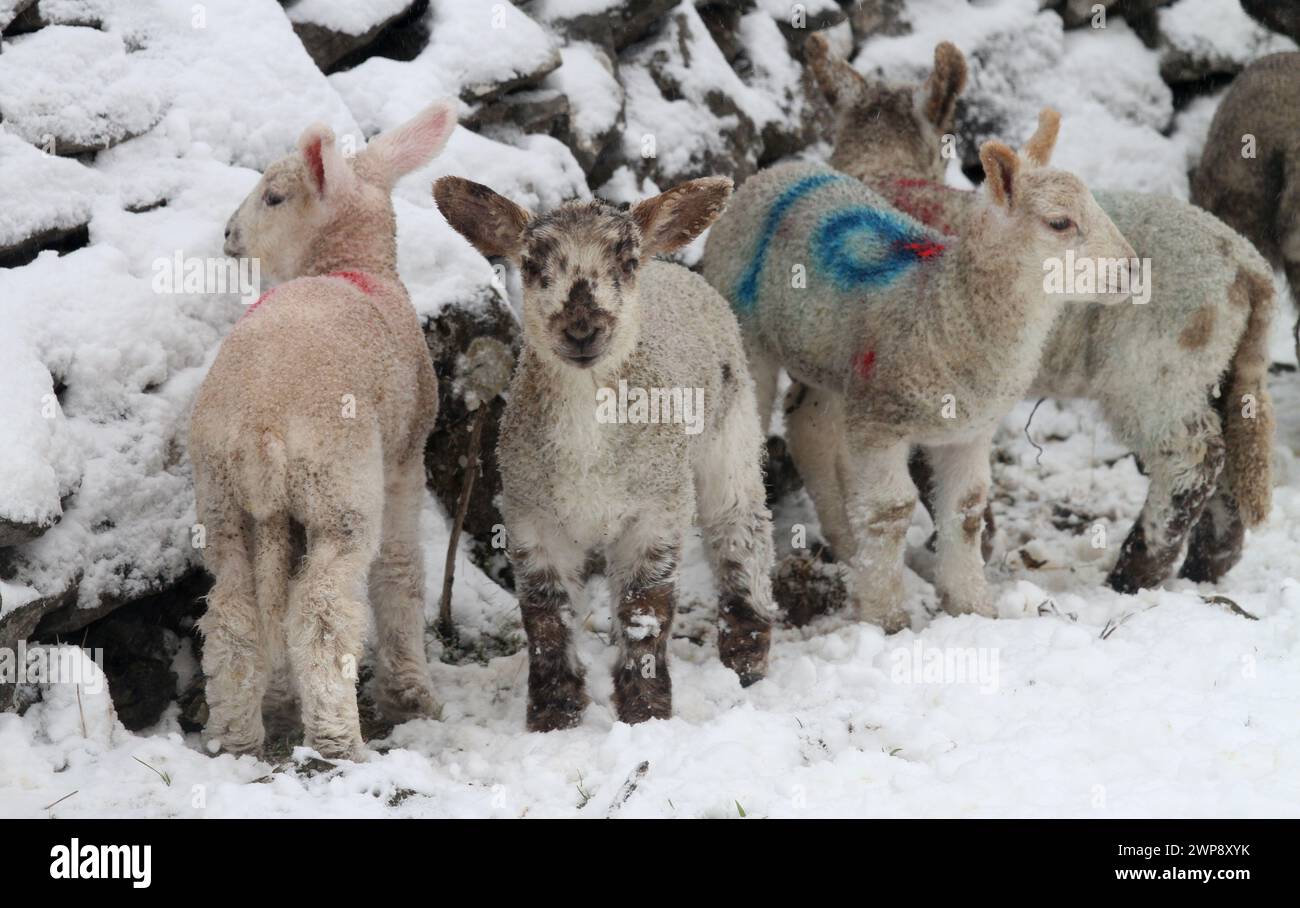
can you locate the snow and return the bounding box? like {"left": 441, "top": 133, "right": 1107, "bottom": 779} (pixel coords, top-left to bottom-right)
{"left": 1159, "top": 0, "right": 1298, "bottom": 67}
{"left": 2, "top": 0, "right": 1299, "bottom": 818}
{"left": 0, "top": 26, "right": 165, "bottom": 152}
{"left": 545, "top": 43, "right": 622, "bottom": 144}
{"left": 286, "top": 0, "right": 414, "bottom": 35}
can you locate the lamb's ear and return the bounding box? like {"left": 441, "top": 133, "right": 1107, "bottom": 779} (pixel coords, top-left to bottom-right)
{"left": 359, "top": 100, "right": 458, "bottom": 188}
{"left": 805, "top": 31, "right": 866, "bottom": 111}
{"left": 979, "top": 141, "right": 1019, "bottom": 208}
{"left": 631, "top": 177, "right": 733, "bottom": 256}
{"left": 922, "top": 41, "right": 966, "bottom": 128}
{"left": 1022, "top": 107, "right": 1061, "bottom": 167}
{"left": 298, "top": 123, "right": 355, "bottom": 199}
{"left": 433, "top": 176, "right": 531, "bottom": 259}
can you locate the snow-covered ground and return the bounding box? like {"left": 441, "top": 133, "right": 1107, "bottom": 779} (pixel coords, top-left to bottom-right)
{"left": 2, "top": 0, "right": 1299, "bottom": 817}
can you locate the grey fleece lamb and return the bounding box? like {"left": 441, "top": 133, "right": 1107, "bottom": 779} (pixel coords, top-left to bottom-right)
{"left": 434, "top": 176, "right": 774, "bottom": 731}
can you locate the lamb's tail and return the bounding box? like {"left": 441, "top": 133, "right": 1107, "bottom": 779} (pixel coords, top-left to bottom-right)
{"left": 1221, "top": 266, "right": 1275, "bottom": 526}
{"left": 251, "top": 431, "right": 294, "bottom": 634}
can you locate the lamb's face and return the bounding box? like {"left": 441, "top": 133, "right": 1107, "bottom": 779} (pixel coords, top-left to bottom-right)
{"left": 999, "top": 168, "right": 1137, "bottom": 304}
{"left": 224, "top": 157, "right": 325, "bottom": 284}
{"left": 518, "top": 202, "right": 641, "bottom": 370}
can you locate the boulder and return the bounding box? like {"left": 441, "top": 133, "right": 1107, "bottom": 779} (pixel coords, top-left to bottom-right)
{"left": 526, "top": 0, "right": 678, "bottom": 55}
{"left": 286, "top": 0, "right": 422, "bottom": 73}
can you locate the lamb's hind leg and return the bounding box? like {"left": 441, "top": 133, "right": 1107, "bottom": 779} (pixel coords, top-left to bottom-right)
{"left": 606, "top": 517, "right": 683, "bottom": 723}
{"left": 695, "top": 396, "right": 775, "bottom": 687}
{"left": 927, "top": 434, "right": 997, "bottom": 618}
{"left": 1107, "top": 410, "right": 1226, "bottom": 594}
{"left": 370, "top": 456, "right": 438, "bottom": 722}
{"left": 841, "top": 435, "right": 915, "bottom": 633}
{"left": 196, "top": 478, "right": 267, "bottom": 756}
{"left": 256, "top": 512, "right": 300, "bottom": 743}
{"left": 784, "top": 383, "right": 857, "bottom": 560}
{"left": 511, "top": 525, "right": 588, "bottom": 732}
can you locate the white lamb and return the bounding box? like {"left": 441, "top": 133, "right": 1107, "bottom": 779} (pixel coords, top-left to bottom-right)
{"left": 191, "top": 102, "right": 457, "bottom": 759}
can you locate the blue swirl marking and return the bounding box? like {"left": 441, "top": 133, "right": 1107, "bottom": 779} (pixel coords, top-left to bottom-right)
{"left": 813, "top": 207, "right": 945, "bottom": 292}
{"left": 734, "top": 172, "right": 847, "bottom": 312}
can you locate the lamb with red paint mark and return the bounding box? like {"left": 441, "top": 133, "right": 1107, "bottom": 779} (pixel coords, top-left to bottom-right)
{"left": 190, "top": 101, "right": 457, "bottom": 760}
{"left": 702, "top": 110, "right": 1135, "bottom": 632}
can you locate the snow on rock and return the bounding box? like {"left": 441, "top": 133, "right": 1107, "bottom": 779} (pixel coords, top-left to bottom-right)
{"left": 1158, "top": 0, "right": 1298, "bottom": 83}
{"left": 528, "top": 0, "right": 677, "bottom": 54}
{"left": 544, "top": 42, "right": 623, "bottom": 171}
{"left": 619, "top": 1, "right": 793, "bottom": 186}
{"left": 331, "top": 0, "right": 560, "bottom": 121}
{"left": 287, "top": 0, "right": 420, "bottom": 72}
{"left": 0, "top": 129, "right": 103, "bottom": 259}
{"left": 0, "top": 26, "right": 165, "bottom": 155}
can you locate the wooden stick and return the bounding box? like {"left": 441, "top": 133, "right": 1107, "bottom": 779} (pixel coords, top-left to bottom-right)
{"left": 438, "top": 405, "right": 487, "bottom": 642}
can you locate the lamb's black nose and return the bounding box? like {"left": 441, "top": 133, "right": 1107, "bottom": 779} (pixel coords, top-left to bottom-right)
{"left": 565, "top": 325, "right": 595, "bottom": 348}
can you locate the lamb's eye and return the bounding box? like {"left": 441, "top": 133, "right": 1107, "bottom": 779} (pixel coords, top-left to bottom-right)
{"left": 1047, "top": 217, "right": 1074, "bottom": 232}
{"left": 522, "top": 259, "right": 546, "bottom": 287}
{"left": 264, "top": 191, "right": 285, "bottom": 207}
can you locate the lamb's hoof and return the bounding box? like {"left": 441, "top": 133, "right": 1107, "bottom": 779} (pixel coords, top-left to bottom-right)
{"left": 612, "top": 669, "right": 672, "bottom": 725}
{"left": 379, "top": 684, "right": 441, "bottom": 723}
{"left": 205, "top": 720, "right": 265, "bottom": 758}
{"left": 526, "top": 694, "right": 588, "bottom": 733}
{"left": 941, "top": 591, "right": 996, "bottom": 620}
{"left": 719, "top": 627, "right": 771, "bottom": 688}
{"left": 857, "top": 597, "right": 909, "bottom": 634}
{"left": 310, "top": 735, "right": 368, "bottom": 762}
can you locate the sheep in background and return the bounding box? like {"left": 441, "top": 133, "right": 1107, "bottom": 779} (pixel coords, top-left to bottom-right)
{"left": 1193, "top": 51, "right": 1300, "bottom": 357}
{"left": 191, "top": 102, "right": 457, "bottom": 759}
{"left": 701, "top": 111, "right": 1136, "bottom": 632}
{"left": 434, "top": 176, "right": 773, "bottom": 731}
{"left": 797, "top": 35, "right": 1276, "bottom": 593}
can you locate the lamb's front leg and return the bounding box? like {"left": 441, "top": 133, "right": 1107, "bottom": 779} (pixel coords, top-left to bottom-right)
{"left": 606, "top": 524, "right": 682, "bottom": 724}
{"left": 927, "top": 435, "right": 997, "bottom": 618}
{"left": 511, "top": 527, "right": 588, "bottom": 732}
{"left": 841, "top": 438, "right": 915, "bottom": 633}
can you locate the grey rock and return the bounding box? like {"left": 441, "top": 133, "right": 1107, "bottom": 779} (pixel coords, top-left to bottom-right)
{"left": 423, "top": 293, "right": 521, "bottom": 540}
{"left": 288, "top": 0, "right": 421, "bottom": 73}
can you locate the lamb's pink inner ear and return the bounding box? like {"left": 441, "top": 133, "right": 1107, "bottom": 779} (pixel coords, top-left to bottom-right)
{"left": 303, "top": 136, "right": 326, "bottom": 195}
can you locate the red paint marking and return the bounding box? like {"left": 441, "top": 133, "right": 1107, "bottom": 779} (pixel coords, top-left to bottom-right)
{"left": 899, "top": 240, "right": 946, "bottom": 259}
{"left": 893, "top": 177, "right": 938, "bottom": 189}
{"left": 329, "top": 270, "right": 378, "bottom": 295}
{"left": 238, "top": 271, "right": 377, "bottom": 322}
{"left": 855, "top": 348, "right": 877, "bottom": 380}
{"left": 240, "top": 286, "right": 277, "bottom": 320}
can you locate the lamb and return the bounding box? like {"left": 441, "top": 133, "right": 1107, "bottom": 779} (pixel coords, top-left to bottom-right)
{"left": 190, "top": 101, "right": 457, "bottom": 759}
{"left": 433, "top": 176, "right": 774, "bottom": 731}
{"left": 796, "top": 35, "right": 1276, "bottom": 593}
{"left": 1192, "top": 51, "right": 1300, "bottom": 356}
{"left": 700, "top": 110, "right": 1136, "bottom": 632}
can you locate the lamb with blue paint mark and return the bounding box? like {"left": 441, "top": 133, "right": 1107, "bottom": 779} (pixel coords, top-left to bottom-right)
{"left": 701, "top": 111, "right": 1135, "bottom": 632}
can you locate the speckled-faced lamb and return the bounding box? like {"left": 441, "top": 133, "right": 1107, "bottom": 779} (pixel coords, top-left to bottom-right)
{"left": 434, "top": 176, "right": 774, "bottom": 731}
{"left": 701, "top": 111, "right": 1136, "bottom": 633}
{"left": 797, "top": 35, "right": 1276, "bottom": 593}
{"left": 1193, "top": 51, "right": 1300, "bottom": 354}
{"left": 190, "top": 102, "right": 457, "bottom": 759}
